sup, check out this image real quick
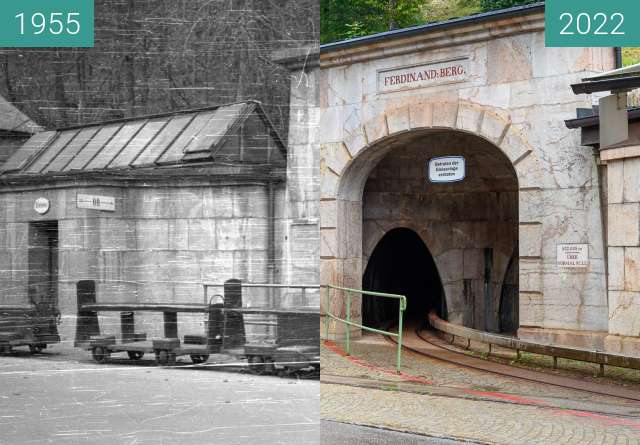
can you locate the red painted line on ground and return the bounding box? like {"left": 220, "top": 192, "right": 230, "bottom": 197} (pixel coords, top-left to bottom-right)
{"left": 555, "top": 409, "right": 640, "bottom": 430}
{"left": 323, "top": 340, "right": 433, "bottom": 384}
{"left": 465, "top": 389, "right": 544, "bottom": 406}
{"left": 323, "top": 340, "right": 640, "bottom": 432}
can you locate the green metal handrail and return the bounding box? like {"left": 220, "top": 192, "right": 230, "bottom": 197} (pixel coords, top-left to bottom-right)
{"left": 323, "top": 284, "right": 407, "bottom": 374}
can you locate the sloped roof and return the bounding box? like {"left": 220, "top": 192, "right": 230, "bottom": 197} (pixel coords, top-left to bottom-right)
{"left": 0, "top": 95, "right": 43, "bottom": 134}
{"left": 0, "top": 101, "right": 285, "bottom": 177}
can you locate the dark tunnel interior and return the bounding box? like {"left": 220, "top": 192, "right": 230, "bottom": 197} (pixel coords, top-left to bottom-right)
{"left": 362, "top": 228, "right": 446, "bottom": 329}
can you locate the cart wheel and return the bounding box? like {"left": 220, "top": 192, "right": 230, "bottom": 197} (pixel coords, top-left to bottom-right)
{"left": 191, "top": 354, "right": 210, "bottom": 364}
{"left": 127, "top": 351, "right": 143, "bottom": 360}
{"left": 248, "top": 355, "right": 265, "bottom": 374}
{"left": 167, "top": 353, "right": 177, "bottom": 366}
{"left": 264, "top": 358, "right": 276, "bottom": 375}
{"left": 29, "top": 344, "right": 44, "bottom": 354}
{"left": 92, "top": 346, "right": 108, "bottom": 364}
{"left": 156, "top": 349, "right": 169, "bottom": 365}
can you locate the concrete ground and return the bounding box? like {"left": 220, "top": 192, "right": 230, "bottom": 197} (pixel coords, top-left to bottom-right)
{"left": 322, "top": 420, "right": 475, "bottom": 444}
{"left": 0, "top": 345, "right": 319, "bottom": 444}
{"left": 321, "top": 335, "right": 640, "bottom": 445}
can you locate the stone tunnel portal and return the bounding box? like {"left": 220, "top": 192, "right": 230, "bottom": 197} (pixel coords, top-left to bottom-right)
{"left": 359, "top": 130, "right": 519, "bottom": 333}
{"left": 363, "top": 227, "right": 445, "bottom": 328}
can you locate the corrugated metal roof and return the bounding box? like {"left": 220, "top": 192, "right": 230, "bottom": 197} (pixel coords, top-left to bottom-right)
{"left": 0, "top": 101, "right": 286, "bottom": 176}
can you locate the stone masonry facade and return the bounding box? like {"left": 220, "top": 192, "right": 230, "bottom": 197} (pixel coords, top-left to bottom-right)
{"left": 318, "top": 6, "right": 638, "bottom": 354}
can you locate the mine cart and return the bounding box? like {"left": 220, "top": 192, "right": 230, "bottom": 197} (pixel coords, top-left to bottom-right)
{"left": 205, "top": 281, "right": 320, "bottom": 374}
{"left": 239, "top": 308, "right": 320, "bottom": 374}
{"left": 76, "top": 302, "right": 225, "bottom": 365}
{"left": 75, "top": 279, "right": 320, "bottom": 370}
{"left": 0, "top": 304, "right": 60, "bottom": 354}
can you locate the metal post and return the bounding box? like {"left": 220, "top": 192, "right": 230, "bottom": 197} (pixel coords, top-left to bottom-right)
{"left": 345, "top": 291, "right": 351, "bottom": 356}
{"left": 396, "top": 299, "right": 404, "bottom": 374}
{"left": 301, "top": 287, "right": 307, "bottom": 306}
{"left": 553, "top": 356, "right": 558, "bottom": 369}
{"left": 324, "top": 286, "right": 329, "bottom": 341}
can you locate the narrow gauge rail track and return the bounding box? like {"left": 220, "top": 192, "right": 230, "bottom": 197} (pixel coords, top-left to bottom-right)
{"left": 382, "top": 325, "right": 640, "bottom": 403}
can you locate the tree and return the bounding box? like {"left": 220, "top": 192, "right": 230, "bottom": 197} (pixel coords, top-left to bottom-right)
{"left": 480, "top": 0, "right": 538, "bottom": 12}
{"left": 321, "top": 0, "right": 424, "bottom": 43}
{"left": 0, "top": 0, "right": 318, "bottom": 138}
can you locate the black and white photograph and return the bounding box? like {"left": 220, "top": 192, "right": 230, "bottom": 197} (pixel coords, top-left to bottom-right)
{"left": 0, "top": 1, "right": 319, "bottom": 443}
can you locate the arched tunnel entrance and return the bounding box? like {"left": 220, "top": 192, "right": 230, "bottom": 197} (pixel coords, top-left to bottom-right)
{"left": 358, "top": 129, "right": 519, "bottom": 334}
{"left": 362, "top": 228, "right": 445, "bottom": 328}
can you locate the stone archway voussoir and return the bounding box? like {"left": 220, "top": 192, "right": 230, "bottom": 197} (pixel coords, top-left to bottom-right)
{"left": 386, "top": 105, "right": 411, "bottom": 135}
{"left": 499, "top": 127, "right": 533, "bottom": 165}
{"left": 456, "top": 101, "right": 486, "bottom": 134}
{"left": 363, "top": 113, "right": 389, "bottom": 144}
{"left": 343, "top": 125, "right": 368, "bottom": 158}
{"left": 431, "top": 101, "right": 459, "bottom": 128}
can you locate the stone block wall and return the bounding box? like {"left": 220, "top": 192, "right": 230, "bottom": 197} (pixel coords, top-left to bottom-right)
{"left": 362, "top": 132, "right": 518, "bottom": 330}
{"left": 280, "top": 63, "right": 320, "bottom": 300}
{"left": 320, "top": 11, "right": 613, "bottom": 341}
{"left": 604, "top": 156, "right": 640, "bottom": 355}
{"left": 0, "top": 183, "right": 283, "bottom": 343}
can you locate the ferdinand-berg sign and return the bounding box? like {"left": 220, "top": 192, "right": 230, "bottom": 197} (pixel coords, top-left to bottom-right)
{"left": 378, "top": 58, "right": 469, "bottom": 93}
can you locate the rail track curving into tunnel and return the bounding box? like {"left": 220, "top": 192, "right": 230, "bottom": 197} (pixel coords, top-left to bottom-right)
{"left": 380, "top": 323, "right": 640, "bottom": 403}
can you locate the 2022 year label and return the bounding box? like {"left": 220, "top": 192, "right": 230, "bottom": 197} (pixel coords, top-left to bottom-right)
{"left": 546, "top": 0, "right": 640, "bottom": 47}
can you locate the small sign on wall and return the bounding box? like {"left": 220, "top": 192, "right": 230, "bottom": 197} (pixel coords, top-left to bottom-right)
{"left": 77, "top": 193, "right": 115, "bottom": 212}
{"left": 557, "top": 244, "right": 589, "bottom": 268}
{"left": 34, "top": 197, "right": 50, "bottom": 215}
{"left": 428, "top": 156, "right": 466, "bottom": 183}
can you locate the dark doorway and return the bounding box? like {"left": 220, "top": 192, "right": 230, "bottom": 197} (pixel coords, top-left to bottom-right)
{"left": 28, "top": 221, "right": 59, "bottom": 314}
{"left": 362, "top": 228, "right": 445, "bottom": 328}
{"left": 499, "top": 250, "right": 519, "bottom": 334}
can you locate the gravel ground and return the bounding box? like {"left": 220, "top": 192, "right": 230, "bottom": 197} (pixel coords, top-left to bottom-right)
{"left": 321, "top": 337, "right": 640, "bottom": 445}
{"left": 0, "top": 350, "right": 319, "bottom": 444}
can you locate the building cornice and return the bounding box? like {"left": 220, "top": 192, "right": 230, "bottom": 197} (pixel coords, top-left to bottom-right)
{"left": 321, "top": 5, "right": 545, "bottom": 68}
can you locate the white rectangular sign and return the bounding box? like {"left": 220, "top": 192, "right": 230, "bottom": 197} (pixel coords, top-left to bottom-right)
{"left": 77, "top": 194, "right": 116, "bottom": 212}
{"left": 428, "top": 156, "right": 466, "bottom": 183}
{"left": 378, "top": 58, "right": 469, "bottom": 93}
{"left": 557, "top": 244, "right": 589, "bottom": 268}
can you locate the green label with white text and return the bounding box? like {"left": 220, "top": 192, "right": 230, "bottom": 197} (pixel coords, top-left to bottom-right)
{"left": 546, "top": 0, "right": 640, "bottom": 47}
{"left": 0, "top": 0, "right": 93, "bottom": 47}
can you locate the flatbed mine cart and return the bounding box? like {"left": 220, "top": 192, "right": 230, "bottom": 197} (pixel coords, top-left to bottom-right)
{"left": 76, "top": 302, "right": 225, "bottom": 365}
{"left": 0, "top": 304, "right": 60, "bottom": 354}
{"left": 75, "top": 279, "right": 320, "bottom": 370}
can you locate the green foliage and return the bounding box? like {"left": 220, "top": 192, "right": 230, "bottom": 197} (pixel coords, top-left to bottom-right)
{"left": 479, "top": 0, "right": 538, "bottom": 12}
{"left": 320, "top": 0, "right": 544, "bottom": 44}
{"left": 623, "top": 48, "right": 640, "bottom": 67}
{"left": 321, "top": 0, "right": 424, "bottom": 43}
{"left": 421, "top": 0, "right": 481, "bottom": 23}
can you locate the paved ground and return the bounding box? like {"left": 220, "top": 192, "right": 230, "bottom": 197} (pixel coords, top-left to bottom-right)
{"left": 321, "top": 420, "right": 475, "bottom": 444}
{"left": 0, "top": 346, "right": 319, "bottom": 444}
{"left": 321, "top": 334, "right": 640, "bottom": 445}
